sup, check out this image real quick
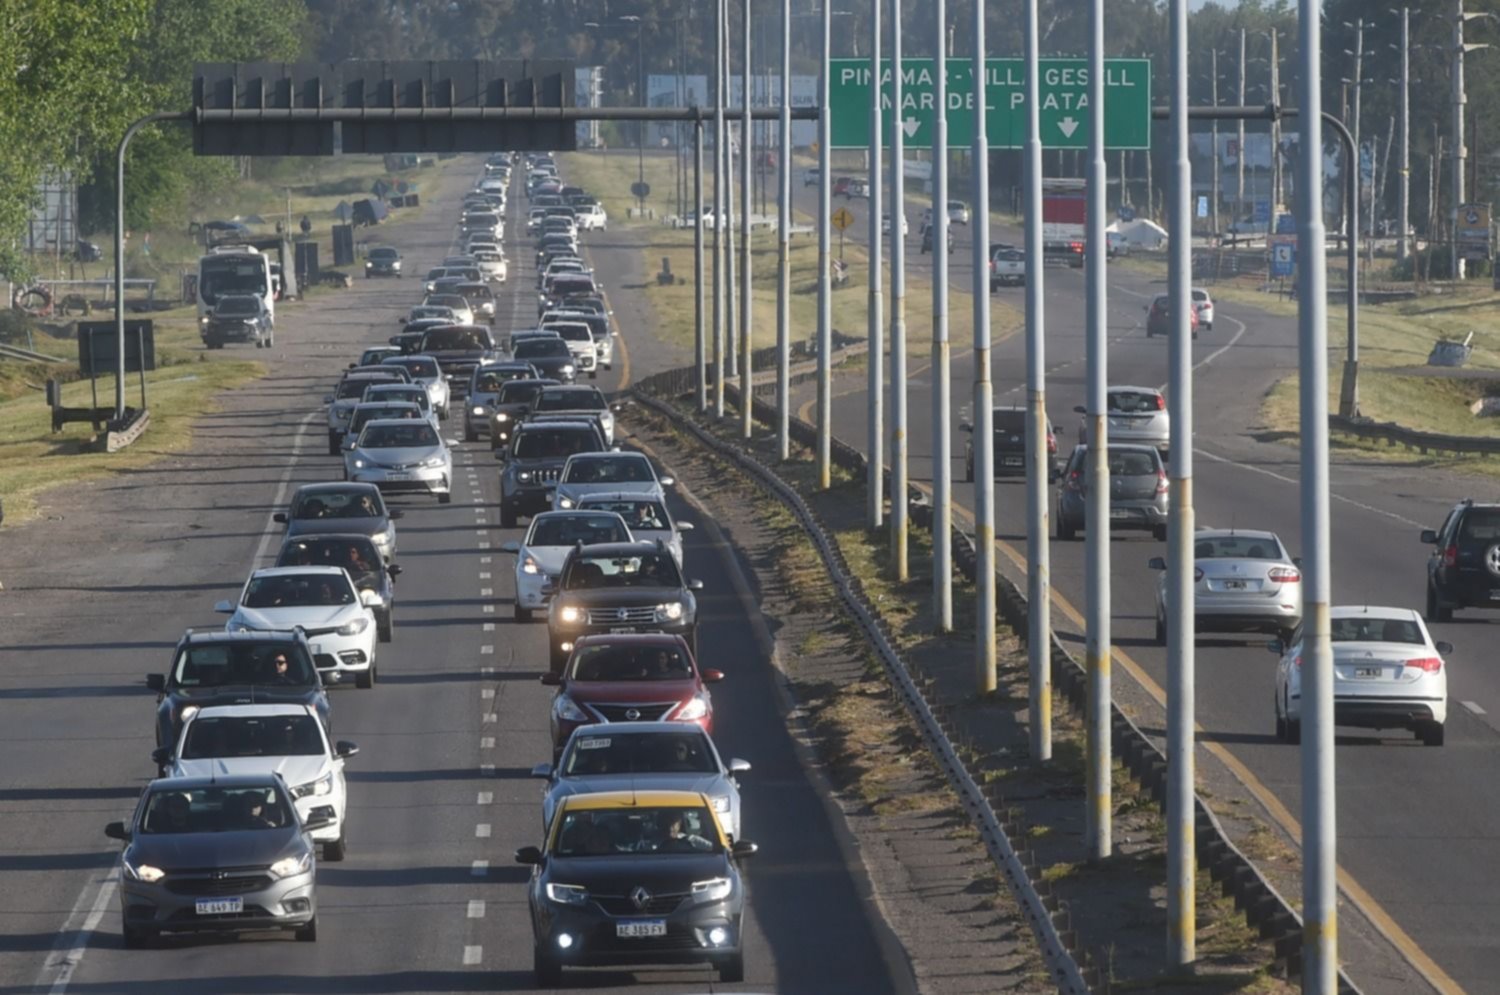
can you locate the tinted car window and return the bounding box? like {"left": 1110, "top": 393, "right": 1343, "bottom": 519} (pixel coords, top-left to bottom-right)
{"left": 350, "top": 405, "right": 420, "bottom": 436}
{"left": 171, "top": 643, "right": 316, "bottom": 687}
{"left": 498, "top": 381, "right": 547, "bottom": 404}
{"left": 570, "top": 644, "right": 691, "bottom": 681}
{"left": 581, "top": 499, "right": 669, "bottom": 531}
{"left": 389, "top": 358, "right": 439, "bottom": 379}
{"left": 277, "top": 537, "right": 382, "bottom": 587}
{"left": 563, "top": 731, "right": 716, "bottom": 775}
{"left": 141, "top": 786, "right": 293, "bottom": 834}
{"left": 369, "top": 248, "right": 398, "bottom": 261}
{"left": 564, "top": 552, "right": 681, "bottom": 589}
{"left": 537, "top": 390, "right": 604, "bottom": 412}
{"left": 361, "top": 423, "right": 439, "bottom": 448}
{"left": 1192, "top": 536, "right": 1285, "bottom": 560}
{"left": 530, "top": 515, "right": 630, "bottom": 546}
{"left": 1108, "top": 391, "right": 1162, "bottom": 413}
{"left": 291, "top": 489, "right": 383, "bottom": 519}
{"left": 515, "top": 339, "right": 572, "bottom": 359}
{"left": 182, "top": 715, "right": 325, "bottom": 759}
{"left": 992, "top": 410, "right": 1027, "bottom": 433}
{"left": 421, "top": 328, "right": 490, "bottom": 351}
{"left": 513, "top": 428, "right": 598, "bottom": 459}
{"left": 564, "top": 457, "right": 652, "bottom": 483}
{"left": 244, "top": 573, "right": 357, "bottom": 609}
{"left": 1330, "top": 617, "right": 1424, "bottom": 645}
{"left": 553, "top": 806, "right": 719, "bottom": 856}
{"left": 366, "top": 386, "right": 428, "bottom": 410}
{"left": 1110, "top": 451, "right": 1159, "bottom": 476}
{"left": 1458, "top": 509, "right": 1500, "bottom": 540}
{"left": 337, "top": 378, "right": 391, "bottom": 400}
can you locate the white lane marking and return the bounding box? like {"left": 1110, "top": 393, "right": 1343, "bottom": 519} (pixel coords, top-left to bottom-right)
{"left": 481, "top": 666, "right": 495, "bottom": 675}
{"left": 475, "top": 529, "right": 488, "bottom": 536}
{"left": 478, "top": 541, "right": 491, "bottom": 549}
{"left": 479, "top": 588, "right": 493, "bottom": 597}
{"left": 483, "top": 712, "right": 497, "bottom": 724}
{"left": 480, "top": 556, "right": 492, "bottom": 564}
{"left": 481, "top": 688, "right": 495, "bottom": 699}
{"left": 32, "top": 867, "right": 118, "bottom": 995}
{"left": 463, "top": 945, "right": 483, "bottom": 965}
{"left": 467, "top": 900, "right": 486, "bottom": 919}
{"left": 480, "top": 645, "right": 494, "bottom": 654}
{"left": 252, "top": 411, "right": 320, "bottom": 567}
{"left": 1154, "top": 312, "right": 1250, "bottom": 392}
{"left": 482, "top": 622, "right": 495, "bottom": 632}
{"left": 482, "top": 605, "right": 495, "bottom": 614}
{"left": 477, "top": 791, "right": 494, "bottom": 805}
{"left": 475, "top": 824, "right": 491, "bottom": 838}
{"left": 1194, "top": 448, "right": 1428, "bottom": 528}
{"left": 471, "top": 860, "right": 489, "bottom": 876}
{"left": 479, "top": 571, "right": 492, "bottom": 579}
{"left": 480, "top": 737, "right": 495, "bottom": 749}
{"left": 1463, "top": 700, "right": 1487, "bottom": 716}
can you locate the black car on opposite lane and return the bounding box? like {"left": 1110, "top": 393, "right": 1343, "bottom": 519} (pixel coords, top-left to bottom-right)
{"left": 1423, "top": 499, "right": 1500, "bottom": 621}
{"left": 545, "top": 541, "right": 702, "bottom": 672}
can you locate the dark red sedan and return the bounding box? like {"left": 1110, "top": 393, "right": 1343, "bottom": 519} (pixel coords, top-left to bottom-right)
{"left": 541, "top": 633, "right": 723, "bottom": 754}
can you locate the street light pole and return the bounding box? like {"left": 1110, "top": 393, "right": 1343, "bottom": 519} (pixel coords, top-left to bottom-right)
{"left": 775, "top": 0, "right": 791, "bottom": 459}
{"left": 867, "top": 0, "right": 884, "bottom": 529}
{"left": 1210, "top": 48, "right": 1220, "bottom": 235}
{"left": 889, "top": 0, "right": 909, "bottom": 580}
{"left": 713, "top": 0, "right": 726, "bottom": 419}
{"left": 971, "top": 0, "right": 994, "bottom": 691}
{"left": 1237, "top": 29, "right": 1246, "bottom": 223}
{"left": 816, "top": 0, "right": 833, "bottom": 488}
{"left": 740, "top": 0, "right": 753, "bottom": 439}
{"left": 1398, "top": 6, "right": 1411, "bottom": 264}
{"left": 931, "top": 0, "right": 953, "bottom": 632}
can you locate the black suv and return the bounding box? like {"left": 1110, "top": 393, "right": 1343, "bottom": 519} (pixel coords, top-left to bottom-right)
{"left": 961, "top": 406, "right": 1060, "bottom": 482}
{"left": 546, "top": 541, "right": 703, "bottom": 672}
{"left": 147, "top": 631, "right": 329, "bottom": 764}
{"left": 1422, "top": 499, "right": 1500, "bottom": 620}
{"left": 499, "top": 420, "right": 608, "bottom": 527}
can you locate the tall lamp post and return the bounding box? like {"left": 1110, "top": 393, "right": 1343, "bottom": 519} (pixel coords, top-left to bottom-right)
{"left": 620, "top": 14, "right": 646, "bottom": 213}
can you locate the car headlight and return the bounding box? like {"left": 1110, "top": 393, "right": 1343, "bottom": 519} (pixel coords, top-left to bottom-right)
{"left": 292, "top": 772, "right": 334, "bottom": 798}
{"left": 516, "top": 469, "right": 533, "bottom": 482}
{"left": 352, "top": 458, "right": 366, "bottom": 469}
{"left": 561, "top": 365, "right": 575, "bottom": 375}
{"left": 179, "top": 705, "right": 200, "bottom": 722}
{"left": 422, "top": 456, "right": 446, "bottom": 468}
{"left": 472, "top": 405, "right": 486, "bottom": 416}
{"left": 675, "top": 694, "right": 709, "bottom": 722}
{"left": 710, "top": 795, "right": 732, "bottom": 814}
{"left": 337, "top": 617, "right": 370, "bottom": 636}
{"left": 123, "top": 858, "right": 165, "bottom": 883}
{"left": 654, "top": 601, "right": 685, "bottom": 622}
{"left": 558, "top": 605, "right": 582, "bottom": 624}
{"left": 554, "top": 694, "right": 590, "bottom": 723}
{"left": 522, "top": 555, "right": 540, "bottom": 575}
{"left": 495, "top": 413, "right": 509, "bottom": 422}
{"left": 546, "top": 882, "right": 588, "bottom": 906}
{"left": 269, "top": 852, "right": 313, "bottom": 880}
{"left": 199, "top": 316, "right": 210, "bottom": 326}
{"left": 364, "top": 261, "right": 373, "bottom": 268}
{"left": 691, "top": 877, "right": 732, "bottom": 903}
{"left": 558, "top": 496, "right": 574, "bottom": 509}
{"left": 600, "top": 412, "right": 613, "bottom": 426}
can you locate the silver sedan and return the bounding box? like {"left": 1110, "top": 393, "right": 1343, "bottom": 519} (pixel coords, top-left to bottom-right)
{"left": 344, "top": 420, "right": 454, "bottom": 504}
{"left": 1149, "top": 528, "right": 1302, "bottom": 644}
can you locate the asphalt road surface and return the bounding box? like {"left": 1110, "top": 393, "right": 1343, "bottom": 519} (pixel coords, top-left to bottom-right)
{"left": 0, "top": 164, "right": 915, "bottom": 994}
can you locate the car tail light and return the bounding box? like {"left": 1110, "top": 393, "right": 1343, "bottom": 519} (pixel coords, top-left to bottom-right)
{"left": 1267, "top": 567, "right": 1301, "bottom": 583}
{"left": 1443, "top": 544, "right": 1458, "bottom": 568}
{"left": 1154, "top": 394, "right": 1166, "bottom": 410}
{"left": 1065, "top": 469, "right": 1082, "bottom": 491}
{"left": 1293, "top": 655, "right": 1302, "bottom": 668}
{"left": 1404, "top": 657, "right": 1443, "bottom": 673}
{"left": 1046, "top": 432, "right": 1056, "bottom": 454}
{"left": 1069, "top": 241, "right": 1083, "bottom": 254}
{"left": 1193, "top": 567, "right": 1204, "bottom": 582}
{"left": 1155, "top": 472, "right": 1168, "bottom": 495}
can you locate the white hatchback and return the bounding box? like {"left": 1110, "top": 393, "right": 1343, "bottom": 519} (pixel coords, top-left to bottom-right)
{"left": 216, "top": 566, "right": 382, "bottom": 688}
{"left": 1272, "top": 606, "right": 1450, "bottom": 747}
{"left": 501, "top": 510, "right": 634, "bottom": 621}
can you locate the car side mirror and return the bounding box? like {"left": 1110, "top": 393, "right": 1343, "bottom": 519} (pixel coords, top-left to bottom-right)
{"left": 540, "top": 672, "right": 562, "bottom": 687}
{"left": 660, "top": 476, "right": 675, "bottom": 487}
{"left": 958, "top": 421, "right": 973, "bottom": 433}
{"left": 530, "top": 763, "right": 552, "bottom": 779}
{"left": 104, "top": 821, "right": 131, "bottom": 841}
{"left": 273, "top": 512, "right": 288, "bottom": 524}
{"left": 388, "top": 564, "right": 403, "bottom": 577}
{"left": 1265, "top": 639, "right": 1283, "bottom": 655}
{"left": 323, "top": 395, "right": 334, "bottom": 405}
{"left": 1420, "top": 528, "right": 1438, "bottom": 544}
{"left": 446, "top": 438, "right": 462, "bottom": 447}
{"left": 1073, "top": 404, "right": 1087, "bottom": 415}
{"left": 540, "top": 580, "right": 557, "bottom": 595}
{"left": 335, "top": 740, "right": 359, "bottom": 759}
{"left": 515, "top": 845, "right": 544, "bottom": 865}
{"left": 146, "top": 673, "right": 166, "bottom": 693}
{"left": 702, "top": 669, "right": 725, "bottom": 683}
{"left": 1147, "top": 556, "right": 1166, "bottom": 571}
{"left": 303, "top": 806, "right": 336, "bottom": 832}
{"left": 731, "top": 839, "right": 758, "bottom": 860}
{"left": 676, "top": 521, "right": 695, "bottom": 532}
{"left": 359, "top": 589, "right": 381, "bottom": 608}
{"left": 388, "top": 509, "right": 404, "bottom": 520}
{"left": 1435, "top": 640, "right": 1454, "bottom": 655}
{"left": 348, "top": 362, "right": 357, "bottom": 369}
{"left": 500, "top": 541, "right": 521, "bottom": 554}
{"left": 213, "top": 600, "right": 235, "bottom": 614}
{"left": 494, "top": 449, "right": 508, "bottom": 461}
{"left": 687, "top": 579, "right": 704, "bottom": 591}
{"left": 727, "top": 758, "right": 752, "bottom": 774}
{"left": 151, "top": 746, "right": 172, "bottom": 767}
{"left": 1292, "top": 556, "right": 1302, "bottom": 568}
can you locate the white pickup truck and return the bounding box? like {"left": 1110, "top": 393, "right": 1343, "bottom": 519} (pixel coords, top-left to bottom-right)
{"left": 989, "top": 246, "right": 1025, "bottom": 290}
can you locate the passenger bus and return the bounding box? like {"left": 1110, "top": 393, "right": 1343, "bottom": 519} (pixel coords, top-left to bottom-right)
{"left": 197, "top": 245, "right": 275, "bottom": 327}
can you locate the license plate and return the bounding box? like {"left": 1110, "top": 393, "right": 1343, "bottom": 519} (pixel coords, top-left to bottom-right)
{"left": 1002, "top": 456, "right": 1023, "bottom": 466}
{"left": 384, "top": 472, "right": 410, "bottom": 481}
{"left": 1109, "top": 509, "right": 1131, "bottom": 520}
{"left": 610, "top": 626, "right": 638, "bottom": 634}
{"left": 1221, "top": 580, "right": 1246, "bottom": 590}
{"left": 616, "top": 920, "right": 667, "bottom": 938}
{"left": 1353, "top": 667, "right": 1382, "bottom": 678}
{"left": 195, "top": 897, "right": 244, "bottom": 916}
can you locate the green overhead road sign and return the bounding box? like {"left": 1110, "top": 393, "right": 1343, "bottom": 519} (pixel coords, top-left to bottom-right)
{"left": 829, "top": 58, "right": 1151, "bottom": 151}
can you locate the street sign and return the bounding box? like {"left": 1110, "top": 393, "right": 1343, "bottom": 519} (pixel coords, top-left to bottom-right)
{"left": 630, "top": 181, "right": 651, "bottom": 199}
{"left": 1196, "top": 196, "right": 1208, "bottom": 219}
{"left": 831, "top": 207, "right": 855, "bottom": 231}
{"left": 1458, "top": 202, "right": 1492, "bottom": 260}
{"left": 829, "top": 58, "right": 1151, "bottom": 150}
{"left": 1270, "top": 238, "right": 1295, "bottom": 279}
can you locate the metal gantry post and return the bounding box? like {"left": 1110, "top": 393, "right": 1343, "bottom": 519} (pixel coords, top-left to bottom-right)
{"left": 889, "top": 0, "right": 909, "bottom": 580}
{"left": 725, "top": 21, "right": 739, "bottom": 385}
{"left": 931, "top": 0, "right": 952, "bottom": 631}
{"left": 695, "top": 115, "right": 708, "bottom": 412}
{"left": 776, "top": 0, "right": 791, "bottom": 459}
{"left": 971, "top": 7, "right": 995, "bottom": 690}
{"left": 1399, "top": 7, "right": 1411, "bottom": 264}
{"left": 1210, "top": 49, "right": 1220, "bottom": 235}
{"left": 867, "top": 0, "right": 885, "bottom": 529}
{"left": 1083, "top": 0, "right": 1111, "bottom": 861}
{"left": 713, "top": 0, "right": 727, "bottom": 419}
{"left": 1454, "top": 0, "right": 1469, "bottom": 281}
{"left": 1297, "top": 0, "right": 1337, "bottom": 986}
{"left": 816, "top": 0, "right": 833, "bottom": 488}
{"left": 740, "top": 0, "right": 754, "bottom": 438}
{"left": 1166, "top": 0, "right": 1196, "bottom": 965}
{"left": 1237, "top": 30, "right": 1246, "bottom": 225}
{"left": 1023, "top": 0, "right": 1050, "bottom": 761}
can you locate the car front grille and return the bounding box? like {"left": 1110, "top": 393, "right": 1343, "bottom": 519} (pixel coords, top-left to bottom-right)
{"left": 165, "top": 873, "right": 272, "bottom": 896}
{"left": 585, "top": 605, "right": 658, "bottom": 625}
{"left": 585, "top": 701, "right": 677, "bottom": 723}
{"left": 592, "top": 892, "right": 688, "bottom": 916}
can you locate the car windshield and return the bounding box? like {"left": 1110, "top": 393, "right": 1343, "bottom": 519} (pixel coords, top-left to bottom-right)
{"left": 1108, "top": 450, "right": 1159, "bottom": 476}
{"left": 215, "top": 297, "right": 260, "bottom": 316}
{"left": 1193, "top": 536, "right": 1285, "bottom": 560}
{"left": 182, "top": 714, "right": 325, "bottom": 760}
{"left": 991, "top": 411, "right": 1026, "bottom": 433}
{"left": 552, "top": 805, "right": 720, "bottom": 856}
{"left": 243, "top": 572, "right": 357, "bottom": 609}
{"left": 537, "top": 390, "right": 604, "bottom": 412}
{"left": 1458, "top": 509, "right": 1500, "bottom": 541}
{"left": 498, "top": 381, "right": 546, "bottom": 404}
{"left": 553, "top": 326, "right": 591, "bottom": 343}
{"left": 564, "top": 553, "right": 681, "bottom": 589}
{"left": 1192, "top": 289, "right": 1210, "bottom": 302}
{"left": 513, "top": 428, "right": 596, "bottom": 458}
{"left": 411, "top": 307, "right": 452, "bottom": 320}
{"left": 337, "top": 377, "right": 393, "bottom": 400}
{"left": 529, "top": 514, "right": 631, "bottom": 547}
{"left": 570, "top": 643, "right": 692, "bottom": 681}
{"left": 457, "top": 284, "right": 492, "bottom": 301}
{"left": 582, "top": 499, "right": 669, "bottom": 531}
{"left": 562, "top": 731, "right": 717, "bottom": 776}
{"left": 276, "top": 538, "right": 382, "bottom": 586}
{"left": 361, "top": 423, "right": 439, "bottom": 448}
{"left": 564, "top": 457, "right": 652, "bottom": 484}
{"left": 515, "top": 339, "right": 571, "bottom": 359}
{"left": 291, "top": 489, "right": 384, "bottom": 519}
{"left": 170, "top": 642, "right": 317, "bottom": 687}
{"left": 351, "top": 406, "right": 420, "bottom": 435}
{"left": 1108, "top": 391, "right": 1163, "bottom": 413}
{"left": 421, "top": 328, "right": 488, "bottom": 351}
{"left": 367, "top": 387, "right": 428, "bottom": 410}
{"left": 370, "top": 248, "right": 398, "bottom": 260}
{"left": 141, "top": 786, "right": 294, "bottom": 835}
{"left": 1330, "top": 616, "right": 1425, "bottom": 645}
{"left": 552, "top": 279, "right": 595, "bottom": 296}
{"left": 389, "top": 358, "right": 439, "bottom": 379}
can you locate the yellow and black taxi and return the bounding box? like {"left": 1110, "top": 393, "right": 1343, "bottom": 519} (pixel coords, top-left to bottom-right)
{"left": 515, "top": 790, "right": 757, "bottom": 987}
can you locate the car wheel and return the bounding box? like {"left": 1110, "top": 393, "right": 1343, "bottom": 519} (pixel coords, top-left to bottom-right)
{"left": 438, "top": 492, "right": 452, "bottom": 505}
{"left": 1285, "top": 716, "right": 1301, "bottom": 746}
{"left": 549, "top": 643, "right": 568, "bottom": 674}
{"left": 501, "top": 505, "right": 518, "bottom": 528}
{"left": 323, "top": 834, "right": 347, "bottom": 862}
{"left": 1275, "top": 708, "right": 1288, "bottom": 743}
{"left": 1058, "top": 517, "right": 1075, "bottom": 542}
{"left": 964, "top": 457, "right": 973, "bottom": 483}
{"left": 255, "top": 338, "right": 264, "bottom": 349}
{"left": 356, "top": 666, "right": 375, "bottom": 690}
{"left": 1155, "top": 615, "right": 1166, "bottom": 646}
{"left": 464, "top": 424, "right": 478, "bottom": 443}
{"left": 327, "top": 432, "right": 341, "bottom": 456}
{"left": 378, "top": 611, "right": 393, "bottom": 643}
{"left": 1426, "top": 583, "right": 1452, "bottom": 623}
{"left": 122, "top": 924, "right": 153, "bottom": 949}
{"left": 266, "top": 334, "right": 274, "bottom": 348}
{"left": 1152, "top": 524, "right": 1168, "bottom": 542}
{"left": 1206, "top": 322, "right": 1213, "bottom": 331}
{"left": 1419, "top": 721, "right": 1445, "bottom": 747}
{"left": 515, "top": 604, "right": 532, "bottom": 622}
{"left": 534, "top": 946, "right": 563, "bottom": 988}
{"left": 717, "top": 953, "right": 745, "bottom": 984}
{"left": 294, "top": 916, "right": 318, "bottom": 942}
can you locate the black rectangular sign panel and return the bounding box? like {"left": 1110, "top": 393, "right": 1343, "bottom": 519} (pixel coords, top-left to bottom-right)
{"left": 78, "top": 321, "right": 156, "bottom": 375}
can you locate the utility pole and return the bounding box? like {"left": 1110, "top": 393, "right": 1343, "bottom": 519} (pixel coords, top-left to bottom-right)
{"left": 1237, "top": 29, "right": 1246, "bottom": 224}
{"left": 867, "top": 0, "right": 884, "bottom": 528}
{"left": 1350, "top": 18, "right": 1366, "bottom": 246}
{"left": 1399, "top": 6, "right": 1411, "bottom": 264}
{"left": 931, "top": 0, "right": 953, "bottom": 631}
{"left": 815, "top": 0, "right": 832, "bottom": 487}
{"left": 889, "top": 0, "right": 909, "bottom": 580}
{"left": 713, "top": 0, "right": 726, "bottom": 419}
{"left": 1270, "top": 29, "right": 1282, "bottom": 228}
{"left": 775, "top": 0, "right": 790, "bottom": 459}
{"left": 1455, "top": 0, "right": 1467, "bottom": 280}
{"left": 1210, "top": 48, "right": 1220, "bottom": 235}
{"left": 971, "top": 0, "right": 995, "bottom": 692}
{"left": 740, "top": 0, "right": 753, "bottom": 439}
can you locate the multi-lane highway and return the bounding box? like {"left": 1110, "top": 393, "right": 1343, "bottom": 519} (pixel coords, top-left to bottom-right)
{"left": 0, "top": 161, "right": 919, "bottom": 993}
{"left": 791, "top": 186, "right": 1500, "bottom": 991}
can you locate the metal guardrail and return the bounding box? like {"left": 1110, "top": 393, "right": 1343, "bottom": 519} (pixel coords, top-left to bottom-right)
{"left": 0, "top": 342, "right": 67, "bottom": 364}
{"left": 636, "top": 370, "right": 1363, "bottom": 993}
{"left": 1331, "top": 413, "right": 1500, "bottom": 457}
